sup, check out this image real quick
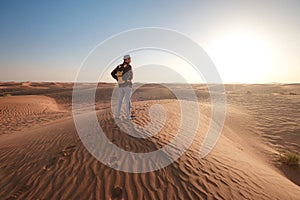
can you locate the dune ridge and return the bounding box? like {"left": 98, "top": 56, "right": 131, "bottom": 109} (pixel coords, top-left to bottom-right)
{"left": 0, "top": 95, "right": 69, "bottom": 135}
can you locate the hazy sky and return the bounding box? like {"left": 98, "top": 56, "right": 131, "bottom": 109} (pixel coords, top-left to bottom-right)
{"left": 0, "top": 0, "right": 299, "bottom": 83}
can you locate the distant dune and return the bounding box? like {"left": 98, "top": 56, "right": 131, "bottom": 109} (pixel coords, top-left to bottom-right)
{"left": 0, "top": 82, "right": 299, "bottom": 199}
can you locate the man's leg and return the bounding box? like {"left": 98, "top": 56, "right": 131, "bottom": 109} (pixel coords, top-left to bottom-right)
{"left": 116, "top": 87, "right": 124, "bottom": 118}
{"left": 124, "top": 86, "right": 132, "bottom": 119}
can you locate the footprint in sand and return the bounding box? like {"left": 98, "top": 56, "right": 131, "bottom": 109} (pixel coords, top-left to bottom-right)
{"left": 110, "top": 156, "right": 117, "bottom": 163}
{"left": 107, "top": 156, "right": 119, "bottom": 169}
{"left": 61, "top": 145, "right": 76, "bottom": 157}
{"left": 111, "top": 186, "right": 122, "bottom": 200}
{"left": 7, "top": 184, "right": 31, "bottom": 200}
{"left": 42, "top": 145, "right": 77, "bottom": 170}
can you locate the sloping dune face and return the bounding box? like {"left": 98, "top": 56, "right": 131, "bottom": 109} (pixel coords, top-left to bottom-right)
{"left": 1, "top": 95, "right": 300, "bottom": 199}
{"left": 0, "top": 95, "right": 68, "bottom": 135}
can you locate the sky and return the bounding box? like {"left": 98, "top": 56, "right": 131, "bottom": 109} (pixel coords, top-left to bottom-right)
{"left": 0, "top": 0, "right": 299, "bottom": 83}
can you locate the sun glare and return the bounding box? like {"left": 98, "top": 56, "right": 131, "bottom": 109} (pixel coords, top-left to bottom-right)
{"left": 208, "top": 31, "right": 275, "bottom": 83}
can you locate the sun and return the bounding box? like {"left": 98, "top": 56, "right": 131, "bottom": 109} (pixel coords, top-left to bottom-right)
{"left": 207, "top": 30, "right": 275, "bottom": 83}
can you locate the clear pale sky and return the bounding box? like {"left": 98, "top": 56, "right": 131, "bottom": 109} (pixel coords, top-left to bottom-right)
{"left": 0, "top": 0, "right": 299, "bottom": 83}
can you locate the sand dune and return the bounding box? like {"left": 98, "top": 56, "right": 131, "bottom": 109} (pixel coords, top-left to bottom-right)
{"left": 0, "top": 83, "right": 299, "bottom": 199}
{"left": 0, "top": 95, "right": 69, "bottom": 135}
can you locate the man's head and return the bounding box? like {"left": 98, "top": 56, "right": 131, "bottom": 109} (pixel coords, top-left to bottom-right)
{"left": 123, "top": 54, "right": 131, "bottom": 64}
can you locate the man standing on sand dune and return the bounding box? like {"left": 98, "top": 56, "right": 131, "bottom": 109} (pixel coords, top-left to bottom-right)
{"left": 111, "top": 54, "right": 133, "bottom": 120}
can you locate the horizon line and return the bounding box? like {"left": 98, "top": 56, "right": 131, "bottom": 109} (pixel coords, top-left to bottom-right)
{"left": 0, "top": 81, "right": 300, "bottom": 85}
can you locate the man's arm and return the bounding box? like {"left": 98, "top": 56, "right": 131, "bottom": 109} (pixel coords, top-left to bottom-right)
{"left": 128, "top": 66, "right": 133, "bottom": 81}
{"left": 111, "top": 65, "right": 119, "bottom": 81}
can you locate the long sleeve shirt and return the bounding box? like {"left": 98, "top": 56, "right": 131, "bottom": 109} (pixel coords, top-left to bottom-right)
{"left": 111, "top": 62, "right": 133, "bottom": 88}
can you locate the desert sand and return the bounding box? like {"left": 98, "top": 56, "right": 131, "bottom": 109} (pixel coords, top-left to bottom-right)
{"left": 0, "top": 82, "right": 299, "bottom": 199}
